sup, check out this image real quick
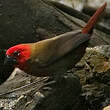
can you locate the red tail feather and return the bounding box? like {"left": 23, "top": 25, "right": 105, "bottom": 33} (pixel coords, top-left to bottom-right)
{"left": 82, "top": 2, "right": 107, "bottom": 34}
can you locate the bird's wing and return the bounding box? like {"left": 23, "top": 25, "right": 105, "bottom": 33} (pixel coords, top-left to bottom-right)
{"left": 31, "top": 30, "right": 90, "bottom": 67}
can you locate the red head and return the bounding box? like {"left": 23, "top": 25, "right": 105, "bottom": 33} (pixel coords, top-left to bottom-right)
{"left": 5, "top": 44, "right": 31, "bottom": 69}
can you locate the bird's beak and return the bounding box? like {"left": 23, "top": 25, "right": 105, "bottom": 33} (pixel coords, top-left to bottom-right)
{"left": 4, "top": 55, "right": 17, "bottom": 66}
{"left": 0, "top": 55, "right": 16, "bottom": 85}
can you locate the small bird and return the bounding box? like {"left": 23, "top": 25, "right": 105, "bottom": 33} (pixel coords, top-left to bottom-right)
{"left": 1, "top": 2, "right": 106, "bottom": 85}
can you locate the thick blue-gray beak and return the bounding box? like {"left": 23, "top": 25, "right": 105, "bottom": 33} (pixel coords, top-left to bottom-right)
{"left": 4, "top": 55, "right": 17, "bottom": 66}
{"left": 0, "top": 55, "right": 16, "bottom": 85}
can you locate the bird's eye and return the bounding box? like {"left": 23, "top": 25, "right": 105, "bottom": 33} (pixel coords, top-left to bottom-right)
{"left": 13, "top": 51, "right": 20, "bottom": 57}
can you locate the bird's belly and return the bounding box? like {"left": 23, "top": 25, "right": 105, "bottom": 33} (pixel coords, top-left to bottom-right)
{"left": 24, "top": 56, "right": 74, "bottom": 77}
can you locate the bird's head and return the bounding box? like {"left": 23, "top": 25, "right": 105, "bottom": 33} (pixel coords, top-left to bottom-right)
{"left": 5, "top": 44, "right": 31, "bottom": 70}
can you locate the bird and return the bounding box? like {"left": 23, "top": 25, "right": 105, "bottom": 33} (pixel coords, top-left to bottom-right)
{"left": 0, "top": 2, "right": 106, "bottom": 85}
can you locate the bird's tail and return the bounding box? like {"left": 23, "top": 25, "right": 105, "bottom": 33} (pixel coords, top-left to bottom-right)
{"left": 82, "top": 2, "right": 107, "bottom": 34}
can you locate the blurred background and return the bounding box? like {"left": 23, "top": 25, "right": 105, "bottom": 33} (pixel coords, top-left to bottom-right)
{"left": 52, "top": 0, "right": 110, "bottom": 29}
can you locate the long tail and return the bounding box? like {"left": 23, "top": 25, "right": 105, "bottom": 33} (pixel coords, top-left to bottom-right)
{"left": 82, "top": 2, "right": 107, "bottom": 34}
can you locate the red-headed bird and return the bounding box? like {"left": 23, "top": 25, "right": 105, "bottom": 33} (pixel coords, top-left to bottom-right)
{"left": 1, "top": 3, "right": 106, "bottom": 84}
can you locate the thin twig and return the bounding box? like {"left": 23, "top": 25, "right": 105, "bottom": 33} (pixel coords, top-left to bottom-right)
{"left": 0, "top": 77, "right": 48, "bottom": 97}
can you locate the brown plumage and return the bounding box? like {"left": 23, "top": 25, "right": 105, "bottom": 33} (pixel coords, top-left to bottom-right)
{"left": 26, "top": 30, "right": 90, "bottom": 76}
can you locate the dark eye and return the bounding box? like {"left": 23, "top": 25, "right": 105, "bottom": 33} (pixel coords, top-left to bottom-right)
{"left": 13, "top": 51, "right": 20, "bottom": 57}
